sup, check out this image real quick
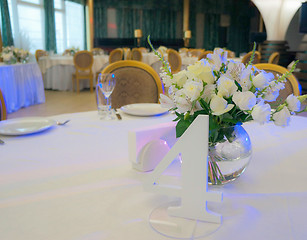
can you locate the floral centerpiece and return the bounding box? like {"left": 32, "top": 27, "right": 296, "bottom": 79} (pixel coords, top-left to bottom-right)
{"left": 0, "top": 46, "right": 30, "bottom": 64}
{"left": 148, "top": 37, "right": 307, "bottom": 185}
{"left": 64, "top": 47, "right": 80, "bottom": 56}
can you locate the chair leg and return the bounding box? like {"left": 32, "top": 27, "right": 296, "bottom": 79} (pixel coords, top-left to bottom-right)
{"left": 72, "top": 76, "right": 75, "bottom": 92}
{"left": 77, "top": 78, "right": 80, "bottom": 93}
{"left": 90, "top": 77, "right": 93, "bottom": 93}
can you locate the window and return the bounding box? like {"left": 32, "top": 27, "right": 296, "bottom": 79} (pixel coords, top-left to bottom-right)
{"left": 7, "top": 0, "right": 84, "bottom": 54}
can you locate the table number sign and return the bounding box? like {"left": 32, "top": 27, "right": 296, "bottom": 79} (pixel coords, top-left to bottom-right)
{"left": 144, "top": 115, "right": 222, "bottom": 223}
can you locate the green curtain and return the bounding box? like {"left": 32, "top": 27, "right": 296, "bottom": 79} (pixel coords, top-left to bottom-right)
{"left": 190, "top": 0, "right": 252, "bottom": 55}
{"left": 44, "top": 0, "right": 57, "bottom": 52}
{"left": 0, "top": 0, "right": 14, "bottom": 46}
{"left": 93, "top": 0, "right": 182, "bottom": 39}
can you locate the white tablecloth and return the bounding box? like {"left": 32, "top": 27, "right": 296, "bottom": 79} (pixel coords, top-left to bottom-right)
{"left": 38, "top": 55, "right": 109, "bottom": 91}
{"left": 1, "top": 111, "right": 307, "bottom": 239}
{"left": 0, "top": 62, "right": 45, "bottom": 113}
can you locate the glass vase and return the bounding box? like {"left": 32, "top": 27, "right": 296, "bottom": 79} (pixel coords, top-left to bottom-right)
{"left": 208, "top": 125, "right": 252, "bottom": 185}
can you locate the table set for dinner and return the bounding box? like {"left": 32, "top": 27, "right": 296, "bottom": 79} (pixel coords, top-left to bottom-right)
{"left": 38, "top": 54, "right": 109, "bottom": 91}
{"left": 0, "top": 62, "right": 45, "bottom": 113}
{"left": 1, "top": 102, "right": 307, "bottom": 239}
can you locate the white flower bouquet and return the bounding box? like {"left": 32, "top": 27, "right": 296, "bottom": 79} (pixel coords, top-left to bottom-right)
{"left": 148, "top": 37, "right": 307, "bottom": 184}
{"left": 65, "top": 47, "right": 80, "bottom": 56}
{"left": 0, "top": 46, "right": 30, "bottom": 64}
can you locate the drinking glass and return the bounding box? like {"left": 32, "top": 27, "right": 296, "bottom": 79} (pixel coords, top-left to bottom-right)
{"left": 97, "top": 73, "right": 116, "bottom": 120}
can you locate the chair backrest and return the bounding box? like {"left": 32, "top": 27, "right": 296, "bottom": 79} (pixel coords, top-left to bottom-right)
{"left": 253, "top": 63, "right": 301, "bottom": 107}
{"left": 138, "top": 47, "right": 148, "bottom": 53}
{"left": 198, "top": 50, "right": 213, "bottom": 60}
{"left": 35, "top": 49, "right": 47, "bottom": 62}
{"left": 101, "top": 60, "right": 164, "bottom": 108}
{"left": 0, "top": 89, "right": 7, "bottom": 121}
{"left": 268, "top": 52, "right": 280, "bottom": 64}
{"left": 73, "top": 50, "right": 94, "bottom": 73}
{"left": 109, "top": 48, "right": 124, "bottom": 63}
{"left": 167, "top": 49, "right": 182, "bottom": 74}
{"left": 226, "top": 50, "right": 236, "bottom": 58}
{"left": 189, "top": 49, "right": 204, "bottom": 58}
{"left": 131, "top": 48, "right": 143, "bottom": 61}
{"left": 241, "top": 51, "right": 261, "bottom": 65}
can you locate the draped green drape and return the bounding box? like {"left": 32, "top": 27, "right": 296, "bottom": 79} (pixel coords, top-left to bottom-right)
{"left": 190, "top": 0, "right": 252, "bottom": 55}
{"left": 94, "top": 0, "right": 182, "bottom": 40}
{"left": 44, "top": 0, "right": 57, "bottom": 52}
{"left": 0, "top": 0, "right": 14, "bottom": 46}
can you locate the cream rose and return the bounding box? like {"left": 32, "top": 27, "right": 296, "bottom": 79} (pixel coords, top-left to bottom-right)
{"left": 187, "top": 62, "right": 215, "bottom": 84}
{"left": 217, "top": 76, "right": 238, "bottom": 98}
{"left": 202, "top": 84, "right": 216, "bottom": 103}
{"left": 251, "top": 101, "right": 271, "bottom": 124}
{"left": 232, "top": 91, "right": 256, "bottom": 110}
{"left": 210, "top": 95, "right": 234, "bottom": 116}
{"left": 159, "top": 94, "right": 175, "bottom": 109}
{"left": 173, "top": 70, "right": 188, "bottom": 87}
{"left": 252, "top": 71, "right": 273, "bottom": 89}
{"left": 183, "top": 80, "right": 203, "bottom": 101}
{"left": 286, "top": 94, "right": 300, "bottom": 112}
{"left": 273, "top": 107, "right": 291, "bottom": 127}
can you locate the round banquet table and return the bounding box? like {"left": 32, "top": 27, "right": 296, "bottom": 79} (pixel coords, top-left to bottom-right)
{"left": 0, "top": 111, "right": 307, "bottom": 240}
{"left": 38, "top": 55, "right": 109, "bottom": 91}
{"left": 0, "top": 62, "right": 45, "bottom": 113}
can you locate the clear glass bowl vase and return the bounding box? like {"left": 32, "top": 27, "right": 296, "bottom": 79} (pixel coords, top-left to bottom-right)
{"left": 208, "top": 124, "right": 252, "bottom": 185}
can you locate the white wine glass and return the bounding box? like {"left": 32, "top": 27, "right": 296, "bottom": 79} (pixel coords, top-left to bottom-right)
{"left": 98, "top": 73, "right": 116, "bottom": 120}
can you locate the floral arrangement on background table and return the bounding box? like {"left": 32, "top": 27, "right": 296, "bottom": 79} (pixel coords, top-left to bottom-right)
{"left": 0, "top": 46, "right": 30, "bottom": 64}
{"left": 148, "top": 36, "right": 307, "bottom": 185}
{"left": 64, "top": 47, "right": 80, "bottom": 56}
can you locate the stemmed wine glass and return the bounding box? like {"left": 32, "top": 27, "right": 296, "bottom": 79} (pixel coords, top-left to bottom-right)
{"left": 97, "top": 73, "right": 116, "bottom": 120}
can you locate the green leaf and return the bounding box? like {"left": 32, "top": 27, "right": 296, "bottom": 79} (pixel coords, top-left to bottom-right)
{"left": 176, "top": 119, "right": 191, "bottom": 138}
{"left": 234, "top": 80, "right": 242, "bottom": 92}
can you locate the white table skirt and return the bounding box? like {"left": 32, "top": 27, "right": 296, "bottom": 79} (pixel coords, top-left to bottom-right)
{"left": 38, "top": 55, "right": 109, "bottom": 91}
{"left": 0, "top": 62, "right": 45, "bottom": 113}
{"left": 0, "top": 111, "right": 307, "bottom": 239}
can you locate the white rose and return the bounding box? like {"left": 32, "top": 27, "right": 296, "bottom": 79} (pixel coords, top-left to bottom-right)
{"left": 174, "top": 90, "right": 191, "bottom": 113}
{"left": 273, "top": 107, "right": 291, "bottom": 127}
{"left": 217, "top": 76, "right": 238, "bottom": 98}
{"left": 232, "top": 91, "right": 256, "bottom": 110}
{"left": 286, "top": 94, "right": 301, "bottom": 112}
{"left": 202, "top": 84, "right": 216, "bottom": 103}
{"left": 187, "top": 62, "right": 215, "bottom": 84}
{"left": 262, "top": 90, "right": 279, "bottom": 102}
{"left": 183, "top": 80, "right": 203, "bottom": 101}
{"left": 210, "top": 95, "right": 234, "bottom": 116}
{"left": 159, "top": 94, "right": 175, "bottom": 109}
{"left": 173, "top": 70, "right": 188, "bottom": 87}
{"left": 252, "top": 72, "right": 271, "bottom": 89}
{"left": 238, "top": 65, "right": 253, "bottom": 91}
{"left": 251, "top": 101, "right": 271, "bottom": 124}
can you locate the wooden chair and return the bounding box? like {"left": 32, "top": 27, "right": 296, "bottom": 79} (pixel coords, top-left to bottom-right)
{"left": 253, "top": 63, "right": 301, "bottom": 107}
{"left": 131, "top": 48, "right": 143, "bottom": 62}
{"left": 168, "top": 49, "right": 182, "bottom": 74}
{"left": 35, "top": 49, "right": 47, "bottom": 62}
{"left": 268, "top": 52, "right": 280, "bottom": 64}
{"left": 198, "top": 50, "right": 213, "bottom": 60}
{"left": 109, "top": 48, "right": 124, "bottom": 64}
{"left": 226, "top": 49, "right": 236, "bottom": 58}
{"left": 189, "top": 49, "right": 204, "bottom": 58}
{"left": 138, "top": 47, "right": 148, "bottom": 53}
{"left": 241, "top": 51, "right": 261, "bottom": 65}
{"left": 100, "top": 60, "right": 164, "bottom": 109}
{"left": 72, "top": 50, "right": 94, "bottom": 93}
{"left": 0, "top": 89, "right": 7, "bottom": 121}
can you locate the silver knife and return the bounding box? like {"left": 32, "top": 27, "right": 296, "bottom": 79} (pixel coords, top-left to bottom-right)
{"left": 114, "top": 109, "right": 122, "bottom": 120}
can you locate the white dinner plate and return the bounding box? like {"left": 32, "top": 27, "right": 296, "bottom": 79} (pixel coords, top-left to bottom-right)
{"left": 120, "top": 103, "right": 169, "bottom": 117}
{"left": 0, "top": 117, "right": 56, "bottom": 136}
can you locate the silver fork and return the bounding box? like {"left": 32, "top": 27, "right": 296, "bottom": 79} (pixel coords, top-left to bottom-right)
{"left": 56, "top": 120, "right": 70, "bottom": 125}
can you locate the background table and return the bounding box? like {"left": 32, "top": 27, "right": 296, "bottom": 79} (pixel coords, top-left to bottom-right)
{"left": 0, "top": 111, "right": 307, "bottom": 239}
{"left": 38, "top": 55, "right": 109, "bottom": 91}
{"left": 0, "top": 62, "right": 45, "bottom": 113}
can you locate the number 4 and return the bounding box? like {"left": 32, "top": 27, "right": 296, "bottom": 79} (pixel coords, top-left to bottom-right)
{"left": 145, "top": 115, "right": 222, "bottom": 223}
